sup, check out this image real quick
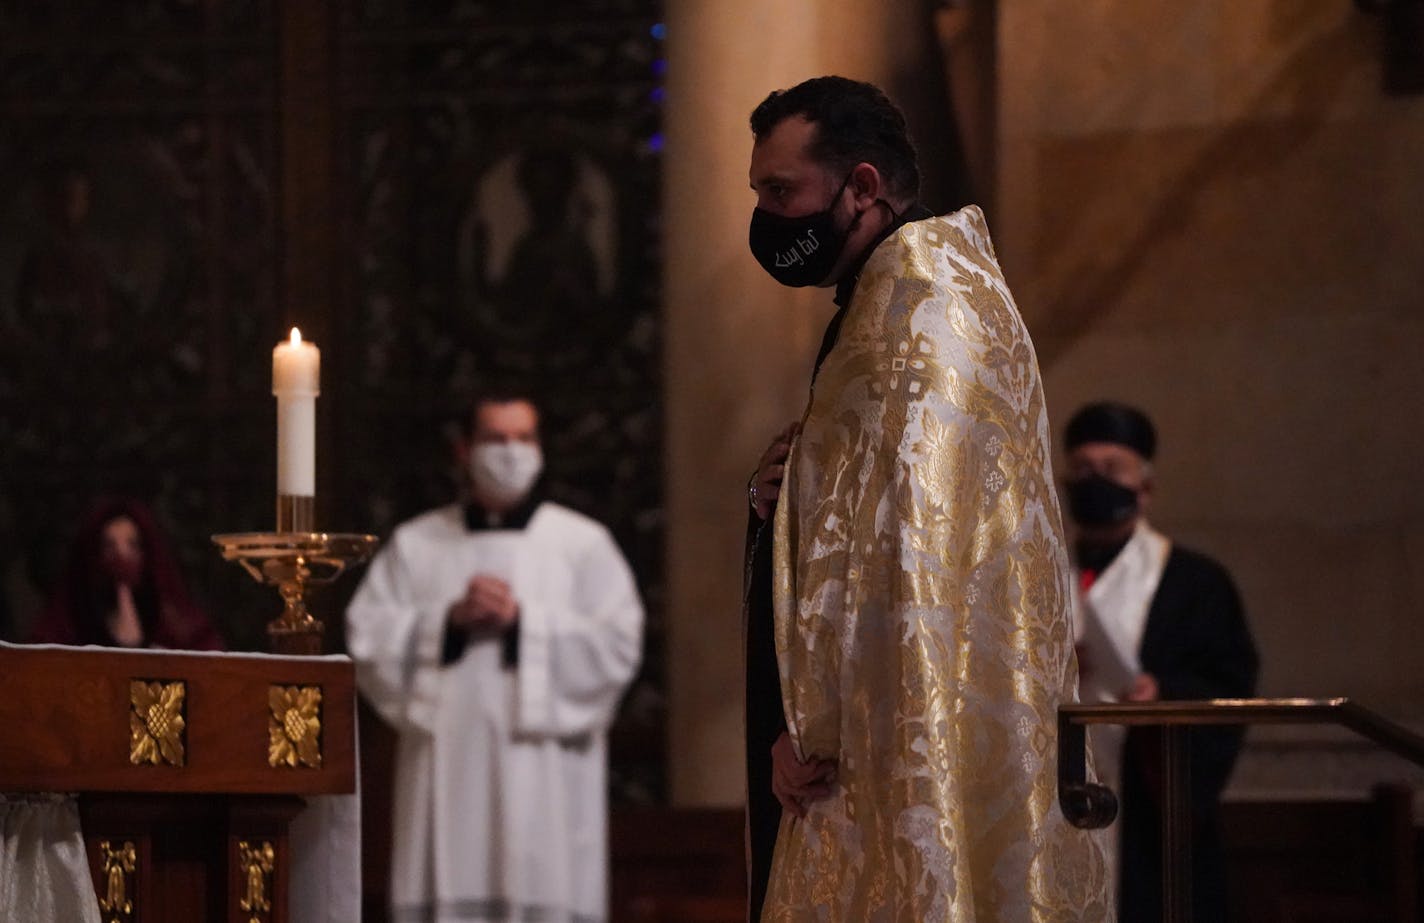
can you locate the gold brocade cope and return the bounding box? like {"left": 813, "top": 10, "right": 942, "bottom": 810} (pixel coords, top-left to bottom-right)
{"left": 766, "top": 206, "right": 1111, "bottom": 921}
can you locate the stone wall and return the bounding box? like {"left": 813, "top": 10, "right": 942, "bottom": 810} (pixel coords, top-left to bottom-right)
{"left": 997, "top": 0, "right": 1424, "bottom": 796}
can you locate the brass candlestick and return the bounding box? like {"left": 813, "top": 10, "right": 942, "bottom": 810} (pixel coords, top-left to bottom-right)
{"left": 213, "top": 510, "right": 378, "bottom": 655}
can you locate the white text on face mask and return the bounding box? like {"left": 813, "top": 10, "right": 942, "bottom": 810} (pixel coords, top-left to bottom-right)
{"left": 773, "top": 228, "right": 820, "bottom": 268}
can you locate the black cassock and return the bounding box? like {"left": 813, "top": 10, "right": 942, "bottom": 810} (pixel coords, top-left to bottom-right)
{"left": 744, "top": 512, "right": 782, "bottom": 922}
{"left": 1115, "top": 545, "right": 1259, "bottom": 923}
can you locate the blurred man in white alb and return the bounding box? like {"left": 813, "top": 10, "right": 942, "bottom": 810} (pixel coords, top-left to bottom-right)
{"left": 347, "top": 390, "right": 643, "bottom": 923}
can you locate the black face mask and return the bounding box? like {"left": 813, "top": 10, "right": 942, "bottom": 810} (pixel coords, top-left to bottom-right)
{"left": 1065, "top": 474, "right": 1139, "bottom": 528}
{"left": 748, "top": 174, "right": 854, "bottom": 287}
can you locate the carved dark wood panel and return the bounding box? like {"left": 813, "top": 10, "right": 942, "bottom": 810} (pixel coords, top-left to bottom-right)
{"left": 0, "top": 0, "right": 666, "bottom": 803}
{"left": 0, "top": 0, "right": 281, "bottom": 649}
{"left": 332, "top": 0, "right": 667, "bottom": 801}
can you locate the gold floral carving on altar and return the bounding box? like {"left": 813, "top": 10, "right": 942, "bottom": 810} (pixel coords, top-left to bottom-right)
{"left": 237, "top": 840, "right": 275, "bottom": 921}
{"left": 97, "top": 840, "right": 137, "bottom": 922}
{"left": 267, "top": 684, "right": 322, "bottom": 768}
{"left": 129, "top": 679, "right": 186, "bottom": 766}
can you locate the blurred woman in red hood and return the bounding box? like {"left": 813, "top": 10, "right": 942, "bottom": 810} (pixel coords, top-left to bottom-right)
{"left": 29, "top": 498, "right": 223, "bottom": 650}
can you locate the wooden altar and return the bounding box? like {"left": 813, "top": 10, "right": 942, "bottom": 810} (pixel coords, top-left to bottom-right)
{"left": 0, "top": 644, "right": 356, "bottom": 923}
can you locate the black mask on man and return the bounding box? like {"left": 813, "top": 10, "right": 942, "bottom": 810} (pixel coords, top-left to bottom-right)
{"left": 748, "top": 174, "right": 854, "bottom": 287}
{"left": 1065, "top": 474, "right": 1139, "bottom": 527}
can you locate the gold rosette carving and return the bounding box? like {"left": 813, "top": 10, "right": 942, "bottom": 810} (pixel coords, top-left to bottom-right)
{"left": 268, "top": 684, "right": 322, "bottom": 768}
{"left": 129, "top": 680, "right": 186, "bottom": 767}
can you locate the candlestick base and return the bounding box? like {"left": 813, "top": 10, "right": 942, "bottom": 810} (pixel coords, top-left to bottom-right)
{"left": 212, "top": 532, "right": 378, "bottom": 656}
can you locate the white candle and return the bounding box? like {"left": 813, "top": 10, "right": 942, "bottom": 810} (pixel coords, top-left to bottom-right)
{"left": 272, "top": 327, "right": 320, "bottom": 496}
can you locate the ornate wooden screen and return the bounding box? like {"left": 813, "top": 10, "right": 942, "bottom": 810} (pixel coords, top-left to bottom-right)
{"left": 0, "top": 0, "right": 666, "bottom": 801}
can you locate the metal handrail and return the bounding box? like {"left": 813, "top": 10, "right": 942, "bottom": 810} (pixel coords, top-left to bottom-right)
{"left": 1057, "top": 697, "right": 1424, "bottom": 923}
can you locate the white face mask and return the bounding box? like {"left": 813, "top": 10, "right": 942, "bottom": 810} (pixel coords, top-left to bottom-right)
{"left": 468, "top": 442, "right": 543, "bottom": 507}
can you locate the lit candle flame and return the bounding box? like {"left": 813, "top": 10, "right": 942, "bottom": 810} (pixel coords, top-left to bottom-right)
{"left": 290, "top": 327, "right": 302, "bottom": 345}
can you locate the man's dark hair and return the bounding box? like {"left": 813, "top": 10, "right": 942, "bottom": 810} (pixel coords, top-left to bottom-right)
{"left": 458, "top": 384, "right": 542, "bottom": 438}
{"left": 750, "top": 76, "right": 920, "bottom": 203}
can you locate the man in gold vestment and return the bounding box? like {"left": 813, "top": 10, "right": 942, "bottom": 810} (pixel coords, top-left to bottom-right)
{"left": 743, "top": 77, "right": 1110, "bottom": 922}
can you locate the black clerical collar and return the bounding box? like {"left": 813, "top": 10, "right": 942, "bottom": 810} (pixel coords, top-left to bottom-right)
{"left": 816, "top": 203, "right": 934, "bottom": 381}
{"left": 464, "top": 492, "right": 543, "bottom": 531}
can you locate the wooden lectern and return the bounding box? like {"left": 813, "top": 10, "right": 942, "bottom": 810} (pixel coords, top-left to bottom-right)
{"left": 0, "top": 644, "right": 356, "bottom": 923}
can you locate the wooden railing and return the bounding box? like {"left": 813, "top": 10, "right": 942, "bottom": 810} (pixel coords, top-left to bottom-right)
{"left": 1058, "top": 698, "right": 1424, "bottom": 923}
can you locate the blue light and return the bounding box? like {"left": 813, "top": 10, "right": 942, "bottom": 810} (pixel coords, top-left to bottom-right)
{"left": 651, "top": 22, "right": 667, "bottom": 40}
{"left": 648, "top": 133, "right": 665, "bottom": 153}
{"left": 652, "top": 58, "right": 668, "bottom": 77}
{"left": 650, "top": 86, "right": 666, "bottom": 104}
